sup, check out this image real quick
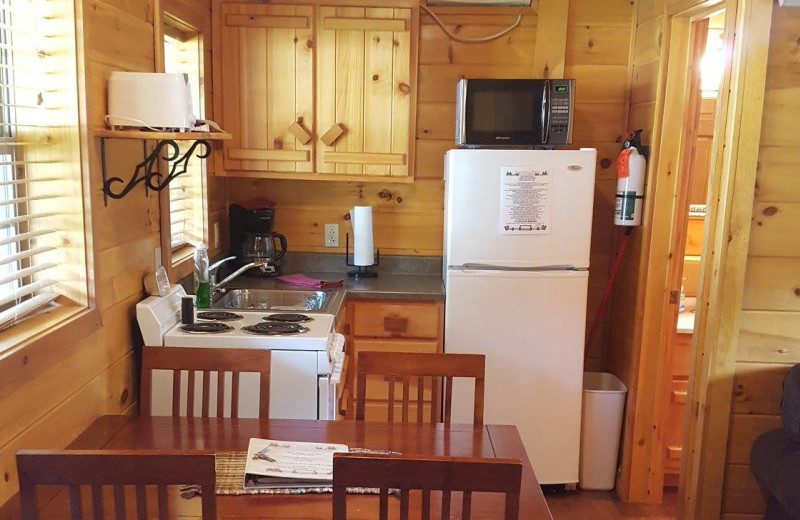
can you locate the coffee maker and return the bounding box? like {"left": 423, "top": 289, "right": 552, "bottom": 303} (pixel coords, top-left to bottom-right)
{"left": 229, "top": 203, "right": 287, "bottom": 276}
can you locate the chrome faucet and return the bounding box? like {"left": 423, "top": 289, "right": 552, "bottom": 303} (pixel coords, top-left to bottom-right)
{"left": 208, "top": 256, "right": 266, "bottom": 296}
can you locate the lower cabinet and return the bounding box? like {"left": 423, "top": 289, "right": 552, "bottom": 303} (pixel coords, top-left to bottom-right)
{"left": 337, "top": 298, "right": 444, "bottom": 421}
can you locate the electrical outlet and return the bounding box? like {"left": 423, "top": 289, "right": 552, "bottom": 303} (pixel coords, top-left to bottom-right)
{"left": 213, "top": 221, "right": 220, "bottom": 249}
{"left": 324, "top": 224, "right": 339, "bottom": 247}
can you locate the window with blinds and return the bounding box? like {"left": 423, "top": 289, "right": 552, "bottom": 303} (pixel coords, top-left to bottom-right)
{"left": 0, "top": 0, "right": 88, "bottom": 332}
{"left": 164, "top": 29, "right": 206, "bottom": 253}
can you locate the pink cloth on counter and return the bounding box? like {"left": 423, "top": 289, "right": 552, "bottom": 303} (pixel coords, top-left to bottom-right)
{"left": 276, "top": 274, "right": 343, "bottom": 288}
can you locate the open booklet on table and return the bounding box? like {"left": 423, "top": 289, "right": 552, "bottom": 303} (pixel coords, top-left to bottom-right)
{"left": 243, "top": 438, "right": 348, "bottom": 490}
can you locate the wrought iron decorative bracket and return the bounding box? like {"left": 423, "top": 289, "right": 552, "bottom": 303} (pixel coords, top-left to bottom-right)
{"left": 100, "top": 138, "right": 211, "bottom": 206}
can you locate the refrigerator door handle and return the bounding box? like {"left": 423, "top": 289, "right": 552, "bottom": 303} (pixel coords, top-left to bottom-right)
{"left": 452, "top": 263, "right": 581, "bottom": 272}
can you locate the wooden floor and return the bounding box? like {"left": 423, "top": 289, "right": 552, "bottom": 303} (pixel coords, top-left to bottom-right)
{"left": 545, "top": 489, "right": 677, "bottom": 519}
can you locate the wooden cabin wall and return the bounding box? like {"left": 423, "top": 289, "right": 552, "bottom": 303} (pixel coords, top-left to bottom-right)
{"left": 0, "top": 0, "right": 216, "bottom": 514}
{"left": 607, "top": 0, "right": 664, "bottom": 394}
{"left": 226, "top": 0, "right": 634, "bottom": 371}
{"left": 722, "top": 6, "right": 800, "bottom": 518}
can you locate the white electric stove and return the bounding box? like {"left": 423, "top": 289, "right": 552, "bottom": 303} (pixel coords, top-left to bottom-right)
{"left": 137, "top": 286, "right": 343, "bottom": 420}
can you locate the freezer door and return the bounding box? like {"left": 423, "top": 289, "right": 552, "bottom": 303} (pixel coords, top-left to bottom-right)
{"left": 445, "top": 269, "right": 588, "bottom": 485}
{"left": 444, "top": 149, "right": 596, "bottom": 269}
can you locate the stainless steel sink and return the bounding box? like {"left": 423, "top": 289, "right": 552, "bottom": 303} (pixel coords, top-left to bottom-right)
{"left": 211, "top": 288, "right": 334, "bottom": 313}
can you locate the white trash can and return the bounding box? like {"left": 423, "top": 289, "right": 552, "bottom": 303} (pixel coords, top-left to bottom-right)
{"left": 579, "top": 372, "right": 628, "bottom": 490}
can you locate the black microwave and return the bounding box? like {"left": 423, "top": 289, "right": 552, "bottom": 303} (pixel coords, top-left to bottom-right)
{"left": 455, "top": 78, "right": 574, "bottom": 148}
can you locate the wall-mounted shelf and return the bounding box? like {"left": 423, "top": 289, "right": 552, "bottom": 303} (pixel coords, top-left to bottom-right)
{"left": 95, "top": 127, "right": 232, "bottom": 205}
{"left": 94, "top": 128, "right": 232, "bottom": 141}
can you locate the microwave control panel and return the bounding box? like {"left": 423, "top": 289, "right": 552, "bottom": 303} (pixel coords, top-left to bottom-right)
{"left": 548, "top": 80, "right": 573, "bottom": 144}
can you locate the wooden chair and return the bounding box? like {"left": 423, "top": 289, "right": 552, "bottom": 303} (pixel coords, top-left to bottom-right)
{"left": 333, "top": 453, "right": 521, "bottom": 520}
{"left": 16, "top": 449, "right": 216, "bottom": 520}
{"left": 141, "top": 345, "right": 271, "bottom": 418}
{"left": 355, "top": 351, "right": 485, "bottom": 425}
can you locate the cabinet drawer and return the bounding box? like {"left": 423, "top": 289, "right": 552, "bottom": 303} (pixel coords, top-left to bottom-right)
{"left": 352, "top": 338, "right": 439, "bottom": 355}
{"left": 352, "top": 302, "right": 440, "bottom": 339}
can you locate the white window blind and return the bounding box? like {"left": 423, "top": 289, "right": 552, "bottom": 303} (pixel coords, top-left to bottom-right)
{"left": 164, "top": 32, "right": 205, "bottom": 251}
{"left": 0, "top": 0, "right": 82, "bottom": 330}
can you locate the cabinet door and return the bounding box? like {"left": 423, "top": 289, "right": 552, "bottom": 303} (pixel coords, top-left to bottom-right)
{"left": 219, "top": 4, "right": 314, "bottom": 173}
{"left": 316, "top": 7, "right": 413, "bottom": 177}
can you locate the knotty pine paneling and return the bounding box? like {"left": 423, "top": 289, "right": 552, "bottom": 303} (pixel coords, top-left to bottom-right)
{"left": 224, "top": 2, "right": 633, "bottom": 377}
{"left": 738, "top": 310, "right": 800, "bottom": 363}
{"left": 724, "top": 4, "right": 800, "bottom": 517}
{"left": 0, "top": 0, "right": 215, "bottom": 512}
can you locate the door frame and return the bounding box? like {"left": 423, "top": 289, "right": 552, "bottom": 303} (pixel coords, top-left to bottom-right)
{"left": 617, "top": 0, "right": 773, "bottom": 514}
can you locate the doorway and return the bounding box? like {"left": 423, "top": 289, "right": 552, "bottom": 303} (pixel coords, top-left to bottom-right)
{"left": 661, "top": 10, "right": 726, "bottom": 491}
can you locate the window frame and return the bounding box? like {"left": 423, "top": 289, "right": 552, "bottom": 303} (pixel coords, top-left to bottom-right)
{"left": 158, "top": 4, "right": 214, "bottom": 284}
{"left": 0, "top": 0, "right": 99, "bottom": 360}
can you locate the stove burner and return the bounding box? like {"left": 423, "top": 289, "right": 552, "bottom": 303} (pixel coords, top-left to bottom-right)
{"left": 242, "top": 322, "right": 309, "bottom": 335}
{"left": 180, "top": 322, "right": 235, "bottom": 334}
{"left": 263, "top": 313, "right": 313, "bottom": 323}
{"left": 196, "top": 311, "right": 243, "bottom": 321}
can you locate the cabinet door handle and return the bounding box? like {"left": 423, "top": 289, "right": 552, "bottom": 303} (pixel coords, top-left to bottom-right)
{"left": 321, "top": 124, "right": 345, "bottom": 147}
{"left": 288, "top": 121, "right": 312, "bottom": 145}
{"left": 384, "top": 316, "right": 408, "bottom": 334}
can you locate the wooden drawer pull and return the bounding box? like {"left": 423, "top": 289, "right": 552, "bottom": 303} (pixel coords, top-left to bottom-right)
{"left": 288, "top": 121, "right": 312, "bottom": 145}
{"left": 672, "top": 389, "right": 687, "bottom": 403}
{"left": 383, "top": 316, "right": 408, "bottom": 334}
{"left": 320, "top": 124, "right": 345, "bottom": 147}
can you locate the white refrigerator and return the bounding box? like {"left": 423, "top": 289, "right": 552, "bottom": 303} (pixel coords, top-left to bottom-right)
{"left": 444, "top": 148, "right": 596, "bottom": 485}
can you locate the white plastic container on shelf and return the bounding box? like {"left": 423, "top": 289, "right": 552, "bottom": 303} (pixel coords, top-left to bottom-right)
{"left": 579, "top": 372, "right": 628, "bottom": 490}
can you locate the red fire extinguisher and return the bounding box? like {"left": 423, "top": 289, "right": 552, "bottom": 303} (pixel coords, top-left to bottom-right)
{"left": 615, "top": 129, "right": 647, "bottom": 226}
{"left": 585, "top": 130, "right": 648, "bottom": 349}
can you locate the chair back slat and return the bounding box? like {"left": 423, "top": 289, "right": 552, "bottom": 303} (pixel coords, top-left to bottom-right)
{"left": 187, "top": 371, "right": 196, "bottom": 416}
{"left": 416, "top": 376, "right": 425, "bottom": 423}
{"left": 68, "top": 485, "right": 81, "bottom": 520}
{"left": 387, "top": 375, "right": 395, "bottom": 422}
{"left": 463, "top": 491, "right": 473, "bottom": 519}
{"left": 91, "top": 484, "right": 103, "bottom": 520}
{"left": 379, "top": 488, "right": 389, "bottom": 520}
{"left": 171, "top": 372, "right": 182, "bottom": 416}
{"left": 135, "top": 484, "right": 147, "bottom": 520}
{"left": 157, "top": 484, "right": 169, "bottom": 520}
{"left": 333, "top": 453, "right": 522, "bottom": 520}
{"left": 16, "top": 450, "right": 216, "bottom": 520}
{"left": 441, "top": 489, "right": 451, "bottom": 519}
{"left": 401, "top": 377, "right": 410, "bottom": 423}
{"left": 444, "top": 376, "right": 454, "bottom": 423}
{"left": 400, "top": 489, "right": 410, "bottom": 520}
{"left": 113, "top": 485, "right": 125, "bottom": 520}
{"left": 355, "top": 352, "right": 485, "bottom": 426}
{"left": 202, "top": 370, "right": 211, "bottom": 417}
{"left": 232, "top": 371, "right": 242, "bottom": 417}
{"left": 216, "top": 372, "right": 225, "bottom": 417}
{"left": 141, "top": 346, "right": 270, "bottom": 418}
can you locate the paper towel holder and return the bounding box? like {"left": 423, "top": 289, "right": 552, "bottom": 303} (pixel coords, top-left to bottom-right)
{"left": 344, "top": 232, "right": 380, "bottom": 278}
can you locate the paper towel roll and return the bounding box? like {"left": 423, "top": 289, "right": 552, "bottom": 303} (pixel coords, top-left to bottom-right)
{"left": 352, "top": 206, "right": 374, "bottom": 266}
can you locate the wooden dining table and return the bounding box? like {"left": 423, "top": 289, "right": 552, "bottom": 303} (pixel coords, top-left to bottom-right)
{"left": 33, "top": 415, "right": 553, "bottom": 519}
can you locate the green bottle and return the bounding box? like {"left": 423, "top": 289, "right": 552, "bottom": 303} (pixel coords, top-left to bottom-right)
{"left": 194, "top": 243, "right": 211, "bottom": 309}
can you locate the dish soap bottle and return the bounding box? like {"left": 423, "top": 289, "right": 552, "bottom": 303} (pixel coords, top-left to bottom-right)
{"left": 194, "top": 243, "right": 210, "bottom": 309}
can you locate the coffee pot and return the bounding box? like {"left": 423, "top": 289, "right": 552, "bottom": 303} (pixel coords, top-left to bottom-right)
{"left": 242, "top": 231, "right": 287, "bottom": 275}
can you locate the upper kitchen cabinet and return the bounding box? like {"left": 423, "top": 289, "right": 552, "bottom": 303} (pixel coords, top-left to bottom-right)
{"left": 215, "top": 3, "right": 315, "bottom": 173}
{"left": 316, "top": 7, "right": 414, "bottom": 178}
{"left": 212, "top": 2, "right": 418, "bottom": 181}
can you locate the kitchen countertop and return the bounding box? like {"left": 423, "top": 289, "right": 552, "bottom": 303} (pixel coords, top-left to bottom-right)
{"left": 209, "top": 253, "right": 445, "bottom": 318}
